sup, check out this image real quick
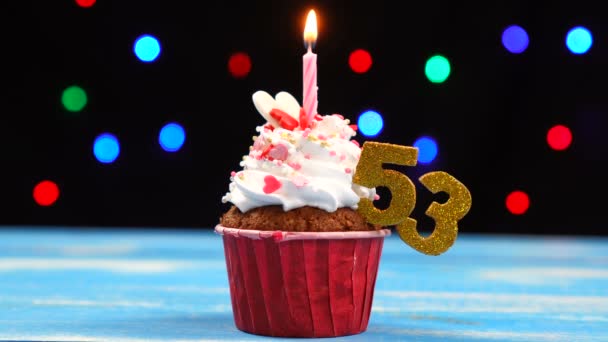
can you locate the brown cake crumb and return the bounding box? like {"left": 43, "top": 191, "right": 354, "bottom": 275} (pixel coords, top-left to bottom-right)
{"left": 220, "top": 205, "right": 383, "bottom": 232}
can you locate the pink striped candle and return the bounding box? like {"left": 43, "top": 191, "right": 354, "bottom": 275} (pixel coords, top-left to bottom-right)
{"left": 303, "top": 10, "right": 318, "bottom": 125}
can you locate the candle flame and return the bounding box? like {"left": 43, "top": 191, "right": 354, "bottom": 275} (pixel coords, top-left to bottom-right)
{"left": 304, "top": 10, "right": 317, "bottom": 46}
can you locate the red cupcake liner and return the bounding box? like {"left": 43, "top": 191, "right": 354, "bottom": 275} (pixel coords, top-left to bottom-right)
{"left": 215, "top": 225, "right": 390, "bottom": 338}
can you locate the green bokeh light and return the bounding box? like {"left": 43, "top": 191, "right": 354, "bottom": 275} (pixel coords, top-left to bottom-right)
{"left": 61, "top": 85, "right": 88, "bottom": 112}
{"left": 424, "top": 55, "right": 451, "bottom": 83}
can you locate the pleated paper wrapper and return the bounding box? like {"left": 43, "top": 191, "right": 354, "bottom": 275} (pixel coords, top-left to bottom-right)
{"left": 215, "top": 225, "right": 390, "bottom": 338}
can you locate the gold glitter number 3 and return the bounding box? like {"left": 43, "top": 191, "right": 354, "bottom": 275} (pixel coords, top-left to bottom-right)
{"left": 397, "top": 171, "right": 472, "bottom": 255}
{"left": 353, "top": 142, "right": 418, "bottom": 226}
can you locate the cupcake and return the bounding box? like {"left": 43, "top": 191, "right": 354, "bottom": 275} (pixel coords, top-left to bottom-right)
{"left": 216, "top": 90, "right": 391, "bottom": 337}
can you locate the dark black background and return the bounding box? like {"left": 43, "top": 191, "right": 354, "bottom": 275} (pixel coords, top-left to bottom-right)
{"left": 1, "top": 1, "right": 607, "bottom": 235}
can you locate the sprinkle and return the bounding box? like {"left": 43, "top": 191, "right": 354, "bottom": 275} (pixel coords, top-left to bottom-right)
{"left": 230, "top": 171, "right": 236, "bottom": 177}
{"left": 288, "top": 161, "right": 302, "bottom": 170}
{"left": 270, "top": 108, "right": 298, "bottom": 130}
{"left": 329, "top": 151, "right": 336, "bottom": 157}
{"left": 340, "top": 154, "right": 346, "bottom": 161}
{"left": 263, "top": 175, "right": 282, "bottom": 194}
{"left": 349, "top": 124, "right": 358, "bottom": 131}
{"left": 374, "top": 194, "right": 380, "bottom": 200}
{"left": 332, "top": 113, "right": 344, "bottom": 119}
{"left": 315, "top": 114, "right": 323, "bottom": 121}
{"left": 292, "top": 175, "right": 309, "bottom": 187}
{"left": 302, "top": 129, "right": 310, "bottom": 138}
{"left": 253, "top": 136, "right": 266, "bottom": 150}
{"left": 318, "top": 134, "right": 327, "bottom": 140}
{"left": 268, "top": 143, "right": 289, "bottom": 161}
{"left": 307, "top": 135, "right": 318, "bottom": 141}
{"left": 351, "top": 140, "right": 360, "bottom": 147}
{"left": 259, "top": 144, "right": 273, "bottom": 159}
{"left": 320, "top": 141, "right": 330, "bottom": 148}
{"left": 345, "top": 167, "right": 352, "bottom": 174}
{"left": 304, "top": 154, "right": 311, "bottom": 159}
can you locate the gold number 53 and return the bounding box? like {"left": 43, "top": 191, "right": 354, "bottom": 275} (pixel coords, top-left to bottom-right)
{"left": 353, "top": 142, "right": 472, "bottom": 255}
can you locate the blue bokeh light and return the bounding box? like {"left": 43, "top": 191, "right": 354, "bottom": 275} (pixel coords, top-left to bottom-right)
{"left": 413, "top": 136, "right": 438, "bottom": 164}
{"left": 357, "top": 110, "right": 384, "bottom": 137}
{"left": 566, "top": 26, "right": 592, "bottom": 54}
{"left": 502, "top": 25, "right": 529, "bottom": 54}
{"left": 93, "top": 133, "right": 120, "bottom": 164}
{"left": 134, "top": 34, "right": 161, "bottom": 62}
{"left": 159, "top": 122, "right": 186, "bottom": 152}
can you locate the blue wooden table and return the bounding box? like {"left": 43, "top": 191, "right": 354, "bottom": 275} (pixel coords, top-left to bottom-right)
{"left": 0, "top": 228, "right": 606, "bottom": 341}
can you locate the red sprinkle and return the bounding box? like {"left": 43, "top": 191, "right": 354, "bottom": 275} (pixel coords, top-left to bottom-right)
{"left": 299, "top": 107, "right": 308, "bottom": 129}
{"left": 230, "top": 171, "right": 236, "bottom": 177}
{"left": 263, "top": 175, "right": 282, "bottom": 194}
{"left": 345, "top": 168, "right": 352, "bottom": 174}
{"left": 349, "top": 124, "right": 358, "bottom": 131}
{"left": 351, "top": 140, "right": 360, "bottom": 147}
{"left": 259, "top": 144, "right": 274, "bottom": 160}
{"left": 270, "top": 108, "right": 298, "bottom": 130}
{"left": 315, "top": 114, "right": 323, "bottom": 121}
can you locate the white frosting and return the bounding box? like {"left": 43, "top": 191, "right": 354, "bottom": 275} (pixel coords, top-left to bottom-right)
{"left": 222, "top": 91, "right": 376, "bottom": 213}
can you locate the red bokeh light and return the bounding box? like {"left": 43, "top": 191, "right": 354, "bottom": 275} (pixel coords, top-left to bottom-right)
{"left": 75, "top": 0, "right": 96, "bottom": 8}
{"left": 33, "top": 180, "right": 60, "bottom": 207}
{"left": 547, "top": 124, "right": 572, "bottom": 151}
{"left": 506, "top": 190, "right": 530, "bottom": 215}
{"left": 349, "top": 49, "right": 372, "bottom": 73}
{"left": 228, "top": 52, "right": 252, "bottom": 78}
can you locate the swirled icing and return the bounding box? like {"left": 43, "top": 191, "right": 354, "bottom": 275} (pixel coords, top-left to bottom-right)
{"left": 221, "top": 91, "right": 376, "bottom": 213}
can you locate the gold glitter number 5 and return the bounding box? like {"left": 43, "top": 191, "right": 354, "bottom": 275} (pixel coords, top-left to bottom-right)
{"left": 397, "top": 171, "right": 472, "bottom": 255}
{"left": 354, "top": 142, "right": 418, "bottom": 226}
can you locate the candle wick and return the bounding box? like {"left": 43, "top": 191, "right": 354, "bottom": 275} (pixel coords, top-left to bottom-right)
{"left": 305, "top": 42, "right": 312, "bottom": 53}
